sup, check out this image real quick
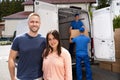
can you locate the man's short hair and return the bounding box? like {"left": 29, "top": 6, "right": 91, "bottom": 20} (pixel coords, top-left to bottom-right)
{"left": 74, "top": 13, "right": 79, "bottom": 17}
{"left": 28, "top": 13, "right": 40, "bottom": 20}
{"left": 79, "top": 27, "right": 85, "bottom": 32}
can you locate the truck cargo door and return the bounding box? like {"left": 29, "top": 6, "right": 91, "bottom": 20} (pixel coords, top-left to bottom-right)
{"left": 92, "top": 7, "right": 115, "bottom": 61}
{"left": 34, "top": 0, "right": 58, "bottom": 37}
{"left": 16, "top": 20, "right": 28, "bottom": 36}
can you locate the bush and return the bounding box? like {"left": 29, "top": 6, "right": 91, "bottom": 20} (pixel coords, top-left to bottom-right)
{"left": 113, "top": 15, "right": 120, "bottom": 30}
{"left": 0, "top": 41, "right": 12, "bottom": 45}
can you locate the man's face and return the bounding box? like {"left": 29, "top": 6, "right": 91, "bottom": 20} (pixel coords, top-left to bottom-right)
{"left": 28, "top": 15, "right": 40, "bottom": 33}
{"left": 75, "top": 15, "right": 79, "bottom": 21}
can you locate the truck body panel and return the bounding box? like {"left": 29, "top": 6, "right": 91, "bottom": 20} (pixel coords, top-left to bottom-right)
{"left": 35, "top": 1, "right": 58, "bottom": 37}
{"left": 93, "top": 7, "right": 115, "bottom": 61}
{"left": 111, "top": 0, "right": 120, "bottom": 17}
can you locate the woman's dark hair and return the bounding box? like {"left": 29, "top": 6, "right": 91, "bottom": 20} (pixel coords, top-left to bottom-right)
{"left": 43, "top": 30, "right": 61, "bottom": 58}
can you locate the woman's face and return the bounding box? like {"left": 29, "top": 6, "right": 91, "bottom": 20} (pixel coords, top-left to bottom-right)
{"left": 48, "top": 34, "right": 58, "bottom": 50}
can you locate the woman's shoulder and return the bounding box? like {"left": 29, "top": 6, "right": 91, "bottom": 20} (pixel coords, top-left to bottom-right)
{"left": 61, "top": 47, "right": 68, "bottom": 52}
{"left": 61, "top": 47, "right": 70, "bottom": 56}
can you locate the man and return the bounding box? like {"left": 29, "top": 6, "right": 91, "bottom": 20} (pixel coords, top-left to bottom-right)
{"left": 71, "top": 27, "right": 92, "bottom": 80}
{"left": 69, "top": 13, "right": 84, "bottom": 57}
{"left": 8, "top": 13, "right": 46, "bottom": 80}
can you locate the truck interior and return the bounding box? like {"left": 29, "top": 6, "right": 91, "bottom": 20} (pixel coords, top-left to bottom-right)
{"left": 58, "top": 7, "right": 93, "bottom": 79}
{"left": 58, "top": 7, "right": 93, "bottom": 65}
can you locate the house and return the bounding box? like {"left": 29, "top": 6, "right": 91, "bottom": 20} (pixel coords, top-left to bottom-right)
{"left": 0, "top": 22, "right": 5, "bottom": 37}
{"left": 2, "top": 0, "right": 96, "bottom": 38}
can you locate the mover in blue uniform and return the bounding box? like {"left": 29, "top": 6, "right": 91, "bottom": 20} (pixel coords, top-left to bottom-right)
{"left": 69, "top": 13, "right": 84, "bottom": 57}
{"left": 71, "top": 27, "right": 92, "bottom": 80}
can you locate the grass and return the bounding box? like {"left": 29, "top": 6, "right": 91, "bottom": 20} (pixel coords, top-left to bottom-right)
{"left": 0, "top": 41, "right": 12, "bottom": 45}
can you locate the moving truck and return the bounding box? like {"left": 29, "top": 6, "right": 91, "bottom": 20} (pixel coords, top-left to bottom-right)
{"left": 34, "top": 1, "right": 92, "bottom": 65}
{"left": 111, "top": 0, "right": 120, "bottom": 17}
{"left": 16, "top": 1, "right": 115, "bottom": 64}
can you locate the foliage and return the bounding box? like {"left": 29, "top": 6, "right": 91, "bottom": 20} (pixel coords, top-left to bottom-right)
{"left": 96, "top": 0, "right": 111, "bottom": 9}
{"left": 113, "top": 15, "right": 120, "bottom": 30}
{"left": 0, "top": 41, "right": 12, "bottom": 45}
{"left": 0, "top": 0, "right": 24, "bottom": 21}
{"left": 88, "top": 5, "right": 93, "bottom": 20}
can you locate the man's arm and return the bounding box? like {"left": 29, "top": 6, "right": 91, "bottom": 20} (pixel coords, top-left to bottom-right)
{"left": 69, "top": 26, "right": 72, "bottom": 35}
{"left": 8, "top": 49, "right": 18, "bottom": 80}
{"left": 69, "top": 27, "right": 72, "bottom": 43}
{"left": 69, "top": 37, "right": 73, "bottom": 43}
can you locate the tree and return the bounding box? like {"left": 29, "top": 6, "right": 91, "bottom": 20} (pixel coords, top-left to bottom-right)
{"left": 96, "top": 0, "right": 112, "bottom": 9}
{"left": 113, "top": 15, "right": 120, "bottom": 30}
{"left": 0, "top": 0, "right": 24, "bottom": 21}
{"left": 0, "top": 0, "right": 7, "bottom": 21}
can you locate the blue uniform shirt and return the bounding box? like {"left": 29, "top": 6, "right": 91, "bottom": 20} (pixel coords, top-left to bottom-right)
{"left": 72, "top": 34, "right": 90, "bottom": 56}
{"left": 70, "top": 20, "right": 83, "bottom": 29}
{"left": 11, "top": 33, "right": 46, "bottom": 80}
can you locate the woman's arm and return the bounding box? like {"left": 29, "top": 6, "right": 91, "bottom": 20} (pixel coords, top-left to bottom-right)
{"left": 64, "top": 50, "right": 72, "bottom": 80}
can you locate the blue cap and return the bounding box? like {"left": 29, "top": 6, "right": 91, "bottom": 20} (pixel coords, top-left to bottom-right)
{"left": 79, "top": 27, "right": 85, "bottom": 32}
{"left": 74, "top": 13, "right": 79, "bottom": 17}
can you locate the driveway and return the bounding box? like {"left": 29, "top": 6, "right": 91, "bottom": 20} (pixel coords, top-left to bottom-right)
{"left": 0, "top": 45, "right": 11, "bottom": 80}
{"left": 0, "top": 45, "right": 120, "bottom": 80}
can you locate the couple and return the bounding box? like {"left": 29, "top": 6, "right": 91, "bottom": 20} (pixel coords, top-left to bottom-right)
{"left": 8, "top": 13, "right": 72, "bottom": 80}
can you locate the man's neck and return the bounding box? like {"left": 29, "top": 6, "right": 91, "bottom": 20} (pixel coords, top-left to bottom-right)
{"left": 80, "top": 33, "right": 84, "bottom": 35}
{"left": 28, "top": 32, "right": 38, "bottom": 37}
{"left": 75, "top": 19, "right": 79, "bottom": 22}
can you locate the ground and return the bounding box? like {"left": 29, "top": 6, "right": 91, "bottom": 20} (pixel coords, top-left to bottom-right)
{"left": 0, "top": 45, "right": 120, "bottom": 80}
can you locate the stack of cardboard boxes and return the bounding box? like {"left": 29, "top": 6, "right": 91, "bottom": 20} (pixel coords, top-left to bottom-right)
{"left": 99, "top": 61, "right": 112, "bottom": 71}
{"left": 112, "top": 28, "right": 120, "bottom": 73}
{"left": 99, "top": 28, "right": 120, "bottom": 73}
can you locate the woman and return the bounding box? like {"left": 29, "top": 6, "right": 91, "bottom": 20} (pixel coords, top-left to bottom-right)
{"left": 42, "top": 30, "right": 72, "bottom": 80}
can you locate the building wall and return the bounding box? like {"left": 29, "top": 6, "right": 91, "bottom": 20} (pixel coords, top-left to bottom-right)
{"left": 0, "top": 22, "right": 5, "bottom": 37}
{"left": 24, "top": 5, "right": 33, "bottom": 11}
{"left": 3, "top": 20, "right": 23, "bottom": 37}
{"left": 0, "top": 26, "right": 4, "bottom": 37}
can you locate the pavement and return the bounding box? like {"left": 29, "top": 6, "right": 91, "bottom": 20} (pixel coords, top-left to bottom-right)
{"left": 0, "top": 45, "right": 120, "bottom": 80}
{"left": 0, "top": 60, "right": 11, "bottom": 80}
{"left": 0, "top": 45, "right": 11, "bottom": 80}
{"left": 72, "top": 64, "right": 120, "bottom": 80}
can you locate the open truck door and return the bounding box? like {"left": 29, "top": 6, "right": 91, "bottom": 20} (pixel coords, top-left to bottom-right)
{"left": 92, "top": 7, "right": 115, "bottom": 62}
{"left": 34, "top": 0, "right": 58, "bottom": 37}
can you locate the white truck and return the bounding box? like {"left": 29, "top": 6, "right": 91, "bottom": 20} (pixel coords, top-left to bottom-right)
{"left": 16, "top": 1, "right": 115, "bottom": 63}
{"left": 111, "top": 0, "right": 120, "bottom": 17}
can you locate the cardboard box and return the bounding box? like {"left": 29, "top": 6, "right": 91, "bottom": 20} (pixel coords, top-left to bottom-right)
{"left": 112, "top": 58, "right": 120, "bottom": 73}
{"left": 70, "top": 28, "right": 89, "bottom": 38}
{"left": 115, "top": 53, "right": 120, "bottom": 59}
{"left": 115, "top": 44, "right": 120, "bottom": 49}
{"left": 113, "top": 58, "right": 120, "bottom": 64}
{"left": 114, "top": 30, "right": 120, "bottom": 59}
{"left": 115, "top": 28, "right": 120, "bottom": 36}
{"left": 112, "top": 63, "right": 120, "bottom": 73}
{"left": 70, "top": 29, "right": 80, "bottom": 38}
{"left": 99, "top": 61, "right": 112, "bottom": 71}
